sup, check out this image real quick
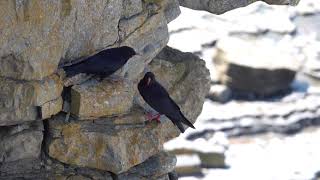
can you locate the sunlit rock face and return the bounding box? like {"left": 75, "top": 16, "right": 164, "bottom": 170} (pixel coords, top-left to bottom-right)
{"left": 0, "top": 0, "right": 211, "bottom": 177}
{"left": 1, "top": 0, "right": 302, "bottom": 179}
{"left": 0, "top": 0, "right": 179, "bottom": 127}
{"left": 46, "top": 46, "right": 210, "bottom": 174}
{"left": 70, "top": 78, "right": 135, "bottom": 119}
{"left": 0, "top": 74, "right": 63, "bottom": 126}
{"left": 178, "top": 0, "right": 300, "bottom": 14}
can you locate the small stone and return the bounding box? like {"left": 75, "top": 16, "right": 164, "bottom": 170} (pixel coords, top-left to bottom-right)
{"left": 40, "top": 97, "right": 63, "bottom": 119}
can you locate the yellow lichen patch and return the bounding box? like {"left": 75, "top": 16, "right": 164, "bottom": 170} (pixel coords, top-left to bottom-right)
{"left": 49, "top": 123, "right": 90, "bottom": 166}
{"left": 93, "top": 135, "right": 108, "bottom": 169}
{"left": 71, "top": 79, "right": 134, "bottom": 119}
{"left": 61, "top": 123, "right": 81, "bottom": 138}
{"left": 61, "top": 0, "right": 72, "bottom": 18}
{"left": 23, "top": 0, "right": 45, "bottom": 24}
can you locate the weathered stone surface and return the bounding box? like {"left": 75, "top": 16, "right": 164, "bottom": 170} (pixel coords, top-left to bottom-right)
{"left": 0, "top": 121, "right": 43, "bottom": 164}
{"left": 0, "top": 0, "right": 216, "bottom": 179}
{"left": 0, "top": 157, "right": 114, "bottom": 180}
{"left": 0, "top": 106, "right": 39, "bottom": 127}
{"left": 122, "top": 0, "right": 143, "bottom": 18}
{"left": 40, "top": 97, "right": 63, "bottom": 120}
{"left": 46, "top": 112, "right": 174, "bottom": 174}
{"left": 46, "top": 47, "right": 209, "bottom": 173}
{"left": 0, "top": 74, "right": 63, "bottom": 126}
{"left": 0, "top": 0, "right": 121, "bottom": 80}
{"left": 160, "top": 0, "right": 181, "bottom": 23}
{"left": 214, "top": 37, "right": 301, "bottom": 95}
{"left": 116, "top": 151, "right": 176, "bottom": 180}
{"left": 178, "top": 0, "right": 300, "bottom": 14}
{"left": 0, "top": 0, "right": 180, "bottom": 80}
{"left": 121, "top": 12, "right": 170, "bottom": 80}
{"left": 70, "top": 78, "right": 134, "bottom": 119}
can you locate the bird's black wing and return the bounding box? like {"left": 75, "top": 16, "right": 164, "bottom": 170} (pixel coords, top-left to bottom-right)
{"left": 145, "top": 82, "right": 180, "bottom": 115}
{"left": 63, "top": 50, "right": 125, "bottom": 77}
{"left": 148, "top": 82, "right": 194, "bottom": 127}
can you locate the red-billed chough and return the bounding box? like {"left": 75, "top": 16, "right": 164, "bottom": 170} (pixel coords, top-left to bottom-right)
{"left": 63, "top": 46, "right": 136, "bottom": 78}
{"left": 138, "top": 72, "right": 195, "bottom": 133}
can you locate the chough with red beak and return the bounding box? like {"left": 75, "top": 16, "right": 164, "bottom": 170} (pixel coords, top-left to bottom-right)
{"left": 138, "top": 72, "right": 195, "bottom": 133}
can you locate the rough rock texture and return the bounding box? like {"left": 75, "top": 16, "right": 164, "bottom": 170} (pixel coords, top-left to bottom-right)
{"left": 116, "top": 151, "right": 176, "bottom": 180}
{"left": 0, "top": 0, "right": 179, "bottom": 125}
{"left": 46, "top": 46, "right": 210, "bottom": 174}
{"left": 0, "top": 0, "right": 299, "bottom": 179}
{"left": 0, "top": 121, "right": 43, "bottom": 177}
{"left": 1, "top": 151, "right": 174, "bottom": 180}
{"left": 178, "top": 0, "right": 300, "bottom": 14}
{"left": 214, "top": 37, "right": 301, "bottom": 95}
{"left": 0, "top": 74, "right": 63, "bottom": 126}
{"left": 70, "top": 78, "right": 134, "bottom": 119}
{"left": 0, "top": 0, "right": 187, "bottom": 178}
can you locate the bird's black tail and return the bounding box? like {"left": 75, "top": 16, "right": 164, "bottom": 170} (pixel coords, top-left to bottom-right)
{"left": 180, "top": 112, "right": 195, "bottom": 129}
{"left": 176, "top": 121, "right": 185, "bottom": 133}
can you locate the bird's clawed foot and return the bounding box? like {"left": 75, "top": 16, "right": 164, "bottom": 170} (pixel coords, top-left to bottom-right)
{"left": 146, "top": 112, "right": 153, "bottom": 121}
{"left": 153, "top": 114, "right": 161, "bottom": 123}
{"left": 145, "top": 113, "right": 161, "bottom": 123}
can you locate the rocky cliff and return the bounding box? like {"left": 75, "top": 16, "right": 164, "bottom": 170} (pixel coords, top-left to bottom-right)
{"left": 0, "top": 0, "right": 298, "bottom": 179}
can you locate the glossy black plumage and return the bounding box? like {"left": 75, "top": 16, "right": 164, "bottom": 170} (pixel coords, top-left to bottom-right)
{"left": 138, "top": 72, "right": 195, "bottom": 133}
{"left": 63, "top": 46, "right": 136, "bottom": 77}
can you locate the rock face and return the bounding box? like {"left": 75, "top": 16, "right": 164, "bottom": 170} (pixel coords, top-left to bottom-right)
{"left": 70, "top": 78, "right": 135, "bottom": 119}
{"left": 0, "top": 0, "right": 179, "bottom": 126}
{"left": 0, "top": 74, "right": 63, "bottom": 126}
{"left": 178, "top": 0, "right": 300, "bottom": 14}
{"left": 0, "top": 121, "right": 43, "bottom": 164}
{"left": 46, "top": 46, "right": 210, "bottom": 174}
{"left": 214, "top": 37, "right": 302, "bottom": 95}
{"left": 0, "top": 0, "right": 298, "bottom": 179}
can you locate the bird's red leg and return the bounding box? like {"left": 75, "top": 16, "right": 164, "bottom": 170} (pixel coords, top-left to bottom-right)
{"left": 145, "top": 112, "right": 154, "bottom": 121}
{"left": 154, "top": 114, "right": 161, "bottom": 123}
{"left": 145, "top": 113, "right": 161, "bottom": 123}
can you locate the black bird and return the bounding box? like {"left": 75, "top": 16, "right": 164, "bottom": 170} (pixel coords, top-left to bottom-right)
{"left": 138, "top": 72, "right": 195, "bottom": 133}
{"left": 63, "top": 46, "right": 136, "bottom": 78}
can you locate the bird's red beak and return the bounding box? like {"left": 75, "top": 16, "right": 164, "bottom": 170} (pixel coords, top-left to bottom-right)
{"left": 147, "top": 77, "right": 151, "bottom": 86}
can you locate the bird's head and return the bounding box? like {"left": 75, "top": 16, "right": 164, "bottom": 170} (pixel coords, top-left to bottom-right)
{"left": 142, "top": 71, "right": 155, "bottom": 86}
{"left": 121, "top": 46, "right": 138, "bottom": 59}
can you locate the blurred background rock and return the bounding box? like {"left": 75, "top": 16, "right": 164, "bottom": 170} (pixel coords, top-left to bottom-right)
{"left": 164, "top": 0, "right": 320, "bottom": 179}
